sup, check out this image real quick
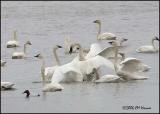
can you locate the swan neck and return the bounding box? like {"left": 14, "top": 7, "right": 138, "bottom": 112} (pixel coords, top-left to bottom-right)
{"left": 97, "top": 23, "right": 101, "bottom": 39}
{"left": 13, "top": 31, "right": 17, "bottom": 41}
{"left": 152, "top": 39, "right": 156, "bottom": 49}
{"left": 23, "top": 44, "right": 27, "bottom": 54}
{"left": 53, "top": 48, "right": 60, "bottom": 65}
{"left": 41, "top": 57, "right": 46, "bottom": 85}
{"left": 78, "top": 46, "right": 85, "bottom": 61}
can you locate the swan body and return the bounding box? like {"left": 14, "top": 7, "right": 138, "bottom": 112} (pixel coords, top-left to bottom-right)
{"left": 1, "top": 82, "right": 15, "bottom": 90}
{"left": 136, "top": 36, "right": 159, "bottom": 53}
{"left": 12, "top": 41, "right": 32, "bottom": 59}
{"left": 42, "top": 82, "right": 64, "bottom": 92}
{"left": 7, "top": 40, "right": 19, "bottom": 48}
{"left": 1, "top": 60, "right": 7, "bottom": 67}
{"left": 93, "top": 20, "right": 116, "bottom": 40}
{"left": 95, "top": 75, "right": 121, "bottom": 83}
{"left": 136, "top": 46, "right": 159, "bottom": 53}
{"left": 97, "top": 32, "right": 116, "bottom": 40}
{"left": 6, "top": 31, "right": 19, "bottom": 48}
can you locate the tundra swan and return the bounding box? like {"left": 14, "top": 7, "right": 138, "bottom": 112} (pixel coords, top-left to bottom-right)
{"left": 6, "top": 30, "right": 19, "bottom": 48}
{"left": 1, "top": 81, "right": 15, "bottom": 90}
{"left": 118, "top": 52, "right": 151, "bottom": 72}
{"left": 1, "top": 60, "right": 7, "bottom": 67}
{"left": 93, "top": 20, "right": 116, "bottom": 40}
{"left": 23, "top": 90, "right": 40, "bottom": 98}
{"left": 34, "top": 45, "right": 62, "bottom": 81}
{"left": 136, "top": 36, "right": 159, "bottom": 53}
{"left": 110, "top": 41, "right": 148, "bottom": 80}
{"left": 12, "top": 41, "right": 32, "bottom": 59}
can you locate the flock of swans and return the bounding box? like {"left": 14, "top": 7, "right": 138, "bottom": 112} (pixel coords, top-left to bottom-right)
{"left": 1, "top": 20, "right": 159, "bottom": 93}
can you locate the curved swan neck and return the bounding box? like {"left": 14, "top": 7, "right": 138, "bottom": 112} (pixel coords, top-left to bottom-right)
{"left": 53, "top": 48, "right": 60, "bottom": 65}
{"left": 97, "top": 22, "right": 101, "bottom": 39}
{"left": 13, "top": 31, "right": 17, "bottom": 41}
{"left": 152, "top": 39, "right": 157, "bottom": 50}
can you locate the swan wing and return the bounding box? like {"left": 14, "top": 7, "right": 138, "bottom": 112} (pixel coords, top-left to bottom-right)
{"left": 85, "top": 43, "right": 102, "bottom": 59}
{"left": 86, "top": 55, "right": 114, "bottom": 74}
{"left": 97, "top": 46, "right": 117, "bottom": 59}
{"left": 120, "top": 58, "right": 150, "bottom": 72}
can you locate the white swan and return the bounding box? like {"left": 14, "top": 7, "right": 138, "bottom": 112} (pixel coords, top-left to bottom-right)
{"left": 110, "top": 41, "right": 149, "bottom": 80}
{"left": 93, "top": 20, "right": 116, "bottom": 40}
{"left": 12, "top": 41, "right": 32, "bottom": 59}
{"left": 1, "top": 81, "right": 15, "bottom": 90}
{"left": 136, "top": 36, "right": 159, "bottom": 53}
{"left": 1, "top": 60, "right": 7, "bottom": 67}
{"left": 6, "top": 30, "right": 19, "bottom": 48}
{"left": 34, "top": 45, "right": 62, "bottom": 82}
{"left": 118, "top": 52, "right": 151, "bottom": 72}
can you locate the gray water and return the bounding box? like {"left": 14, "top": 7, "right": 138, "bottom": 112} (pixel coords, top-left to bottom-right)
{"left": 1, "top": 1, "right": 159, "bottom": 113}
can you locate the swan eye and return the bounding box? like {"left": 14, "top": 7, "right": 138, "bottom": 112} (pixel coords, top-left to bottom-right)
{"left": 77, "top": 47, "right": 79, "bottom": 50}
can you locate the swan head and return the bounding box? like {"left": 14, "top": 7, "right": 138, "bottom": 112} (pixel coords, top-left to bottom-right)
{"left": 153, "top": 36, "right": 159, "bottom": 41}
{"left": 108, "top": 41, "right": 118, "bottom": 46}
{"left": 55, "top": 45, "right": 62, "bottom": 49}
{"left": 25, "top": 41, "right": 32, "bottom": 45}
{"left": 93, "top": 20, "right": 101, "bottom": 24}
{"left": 34, "top": 53, "right": 43, "bottom": 59}
{"left": 23, "top": 90, "right": 30, "bottom": 97}
{"left": 121, "top": 38, "right": 128, "bottom": 42}
{"left": 69, "top": 43, "right": 81, "bottom": 54}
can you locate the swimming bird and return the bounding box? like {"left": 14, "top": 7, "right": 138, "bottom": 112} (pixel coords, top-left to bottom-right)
{"left": 23, "top": 90, "right": 40, "bottom": 98}
{"left": 118, "top": 52, "right": 151, "bottom": 72}
{"left": 12, "top": 41, "right": 32, "bottom": 59}
{"left": 6, "top": 30, "right": 19, "bottom": 48}
{"left": 34, "top": 45, "right": 63, "bottom": 82}
{"left": 1, "top": 60, "right": 7, "bottom": 67}
{"left": 93, "top": 20, "right": 116, "bottom": 40}
{"left": 136, "top": 36, "right": 159, "bottom": 53}
{"left": 1, "top": 81, "right": 15, "bottom": 90}
{"left": 109, "top": 41, "right": 149, "bottom": 80}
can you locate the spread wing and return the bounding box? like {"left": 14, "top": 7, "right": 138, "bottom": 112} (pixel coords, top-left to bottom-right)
{"left": 120, "top": 58, "right": 150, "bottom": 73}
